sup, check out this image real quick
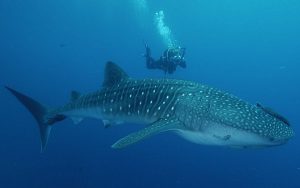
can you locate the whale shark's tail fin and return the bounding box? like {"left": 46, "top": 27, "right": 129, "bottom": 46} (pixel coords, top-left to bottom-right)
{"left": 5, "top": 86, "right": 65, "bottom": 152}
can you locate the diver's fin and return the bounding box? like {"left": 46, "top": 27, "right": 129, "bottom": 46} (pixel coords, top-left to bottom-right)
{"left": 5, "top": 86, "right": 64, "bottom": 152}
{"left": 70, "top": 91, "right": 81, "bottom": 102}
{"left": 112, "top": 117, "right": 182, "bottom": 149}
{"left": 102, "top": 61, "right": 129, "bottom": 88}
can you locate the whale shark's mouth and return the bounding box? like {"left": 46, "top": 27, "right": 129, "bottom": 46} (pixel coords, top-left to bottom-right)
{"left": 175, "top": 122, "right": 286, "bottom": 148}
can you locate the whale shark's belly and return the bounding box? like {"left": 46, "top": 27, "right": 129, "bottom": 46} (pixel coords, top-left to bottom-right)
{"left": 176, "top": 122, "right": 280, "bottom": 148}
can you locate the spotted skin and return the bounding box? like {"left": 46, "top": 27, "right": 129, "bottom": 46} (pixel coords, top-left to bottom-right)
{"left": 7, "top": 62, "right": 294, "bottom": 150}
{"left": 55, "top": 79, "right": 193, "bottom": 124}
{"left": 53, "top": 77, "right": 293, "bottom": 146}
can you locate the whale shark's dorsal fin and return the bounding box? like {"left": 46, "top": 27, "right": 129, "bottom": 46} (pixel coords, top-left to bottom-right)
{"left": 103, "top": 61, "right": 129, "bottom": 88}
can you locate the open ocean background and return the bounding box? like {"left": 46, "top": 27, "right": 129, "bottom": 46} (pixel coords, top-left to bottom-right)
{"left": 1, "top": 0, "right": 300, "bottom": 187}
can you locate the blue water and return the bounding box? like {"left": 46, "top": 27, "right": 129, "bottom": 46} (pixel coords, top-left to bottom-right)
{"left": 1, "top": 0, "right": 300, "bottom": 187}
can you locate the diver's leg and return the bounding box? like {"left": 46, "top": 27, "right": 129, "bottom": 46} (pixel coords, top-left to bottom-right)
{"left": 145, "top": 44, "right": 151, "bottom": 57}
{"left": 144, "top": 44, "right": 156, "bottom": 69}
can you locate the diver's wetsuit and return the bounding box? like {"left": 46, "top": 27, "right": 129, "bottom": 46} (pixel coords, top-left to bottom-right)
{"left": 145, "top": 45, "right": 186, "bottom": 74}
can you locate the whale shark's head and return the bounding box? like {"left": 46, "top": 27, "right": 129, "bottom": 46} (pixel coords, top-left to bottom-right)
{"left": 232, "top": 107, "right": 295, "bottom": 148}
{"left": 177, "top": 112, "right": 294, "bottom": 149}
{"left": 262, "top": 125, "right": 293, "bottom": 148}
{"left": 256, "top": 112, "right": 294, "bottom": 147}
{"left": 178, "top": 92, "right": 295, "bottom": 148}
{"left": 247, "top": 103, "right": 294, "bottom": 147}
{"left": 228, "top": 104, "right": 295, "bottom": 148}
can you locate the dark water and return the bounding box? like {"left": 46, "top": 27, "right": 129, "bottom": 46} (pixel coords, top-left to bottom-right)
{"left": 1, "top": 0, "right": 300, "bottom": 187}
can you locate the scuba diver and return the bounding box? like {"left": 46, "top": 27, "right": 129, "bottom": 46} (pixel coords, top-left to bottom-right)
{"left": 144, "top": 44, "right": 186, "bottom": 74}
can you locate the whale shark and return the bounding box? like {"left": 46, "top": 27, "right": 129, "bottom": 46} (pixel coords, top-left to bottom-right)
{"left": 6, "top": 62, "right": 294, "bottom": 151}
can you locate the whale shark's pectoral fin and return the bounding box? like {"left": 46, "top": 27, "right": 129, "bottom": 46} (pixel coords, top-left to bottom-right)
{"left": 111, "top": 118, "right": 183, "bottom": 149}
